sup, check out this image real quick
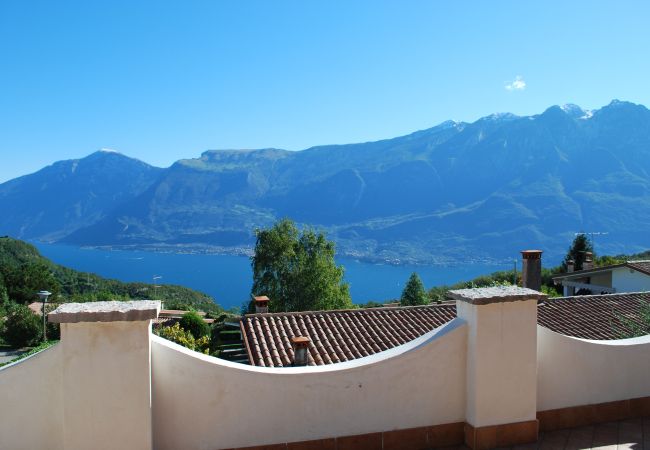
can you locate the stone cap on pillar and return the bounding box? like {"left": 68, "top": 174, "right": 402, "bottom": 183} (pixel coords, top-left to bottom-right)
{"left": 48, "top": 300, "right": 161, "bottom": 323}
{"left": 448, "top": 286, "right": 546, "bottom": 305}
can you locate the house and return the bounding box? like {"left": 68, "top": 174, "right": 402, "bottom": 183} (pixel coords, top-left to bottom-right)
{"left": 552, "top": 259, "right": 650, "bottom": 296}
{"left": 240, "top": 292, "right": 650, "bottom": 367}
{"left": 240, "top": 249, "right": 650, "bottom": 367}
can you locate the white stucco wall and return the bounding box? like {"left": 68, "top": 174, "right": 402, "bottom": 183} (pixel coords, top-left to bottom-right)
{"left": 611, "top": 267, "right": 650, "bottom": 292}
{"left": 459, "top": 299, "right": 538, "bottom": 428}
{"left": 151, "top": 318, "right": 468, "bottom": 450}
{"left": 0, "top": 344, "right": 64, "bottom": 450}
{"left": 61, "top": 321, "right": 153, "bottom": 450}
{"left": 537, "top": 325, "right": 650, "bottom": 411}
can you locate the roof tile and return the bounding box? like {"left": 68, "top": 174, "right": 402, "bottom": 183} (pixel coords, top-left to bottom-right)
{"left": 241, "top": 293, "right": 650, "bottom": 367}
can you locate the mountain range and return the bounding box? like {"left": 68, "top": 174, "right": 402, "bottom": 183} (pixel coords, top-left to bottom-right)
{"left": 2, "top": 100, "right": 650, "bottom": 264}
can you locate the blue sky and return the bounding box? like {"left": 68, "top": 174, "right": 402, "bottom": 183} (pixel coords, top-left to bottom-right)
{"left": 1, "top": 1, "right": 649, "bottom": 182}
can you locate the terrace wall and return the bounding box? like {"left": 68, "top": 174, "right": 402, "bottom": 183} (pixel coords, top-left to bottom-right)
{"left": 2, "top": 289, "right": 650, "bottom": 450}
{"left": 0, "top": 344, "right": 64, "bottom": 450}
{"left": 537, "top": 325, "right": 650, "bottom": 411}
{"left": 151, "top": 320, "right": 467, "bottom": 450}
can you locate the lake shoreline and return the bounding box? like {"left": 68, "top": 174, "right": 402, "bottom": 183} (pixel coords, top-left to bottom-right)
{"left": 58, "top": 242, "right": 516, "bottom": 268}
{"left": 33, "top": 242, "right": 515, "bottom": 310}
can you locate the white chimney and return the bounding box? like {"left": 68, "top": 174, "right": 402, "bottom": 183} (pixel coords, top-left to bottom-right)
{"left": 291, "top": 336, "right": 310, "bottom": 366}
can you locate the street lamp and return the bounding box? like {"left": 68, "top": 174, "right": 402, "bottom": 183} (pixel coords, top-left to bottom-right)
{"left": 36, "top": 290, "right": 51, "bottom": 343}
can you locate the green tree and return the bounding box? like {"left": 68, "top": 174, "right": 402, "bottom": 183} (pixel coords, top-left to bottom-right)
{"left": 401, "top": 272, "right": 429, "bottom": 306}
{"left": 3, "top": 262, "right": 60, "bottom": 304}
{"left": 179, "top": 311, "right": 210, "bottom": 339}
{"left": 0, "top": 283, "right": 8, "bottom": 309}
{"left": 2, "top": 304, "right": 42, "bottom": 348}
{"left": 251, "top": 219, "right": 352, "bottom": 312}
{"left": 562, "top": 234, "right": 594, "bottom": 272}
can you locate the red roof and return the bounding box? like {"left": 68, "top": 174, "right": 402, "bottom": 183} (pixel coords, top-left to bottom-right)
{"left": 241, "top": 304, "right": 457, "bottom": 367}
{"left": 241, "top": 293, "right": 650, "bottom": 367}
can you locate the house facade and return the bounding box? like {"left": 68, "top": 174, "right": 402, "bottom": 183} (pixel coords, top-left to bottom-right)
{"left": 552, "top": 261, "right": 650, "bottom": 296}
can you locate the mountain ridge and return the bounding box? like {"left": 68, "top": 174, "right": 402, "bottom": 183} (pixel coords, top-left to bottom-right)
{"left": 3, "top": 100, "right": 650, "bottom": 264}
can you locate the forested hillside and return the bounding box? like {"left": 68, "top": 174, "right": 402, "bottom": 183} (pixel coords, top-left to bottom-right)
{"left": 0, "top": 237, "right": 223, "bottom": 314}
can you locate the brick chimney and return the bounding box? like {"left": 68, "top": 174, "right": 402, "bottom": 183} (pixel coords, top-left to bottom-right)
{"left": 253, "top": 295, "right": 270, "bottom": 314}
{"left": 291, "top": 336, "right": 310, "bottom": 366}
{"left": 567, "top": 259, "right": 575, "bottom": 273}
{"left": 583, "top": 252, "right": 594, "bottom": 270}
{"left": 521, "top": 250, "right": 543, "bottom": 292}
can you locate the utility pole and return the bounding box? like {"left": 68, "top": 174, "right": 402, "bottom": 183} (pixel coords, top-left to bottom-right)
{"left": 153, "top": 275, "right": 162, "bottom": 300}
{"left": 37, "top": 291, "right": 51, "bottom": 343}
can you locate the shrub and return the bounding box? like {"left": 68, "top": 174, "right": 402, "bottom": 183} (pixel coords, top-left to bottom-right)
{"left": 3, "top": 304, "right": 42, "bottom": 348}
{"left": 179, "top": 311, "right": 210, "bottom": 339}
{"left": 155, "top": 323, "right": 209, "bottom": 354}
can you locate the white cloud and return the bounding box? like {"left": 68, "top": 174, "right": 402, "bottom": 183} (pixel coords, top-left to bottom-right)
{"left": 505, "top": 76, "right": 526, "bottom": 91}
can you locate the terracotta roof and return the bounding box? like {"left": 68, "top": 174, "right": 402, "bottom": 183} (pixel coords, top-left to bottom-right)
{"left": 627, "top": 261, "right": 650, "bottom": 275}
{"left": 241, "top": 293, "right": 650, "bottom": 367}
{"left": 537, "top": 292, "right": 650, "bottom": 340}
{"left": 240, "top": 305, "right": 456, "bottom": 367}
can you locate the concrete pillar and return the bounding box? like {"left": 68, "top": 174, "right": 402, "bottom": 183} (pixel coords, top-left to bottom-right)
{"left": 449, "top": 286, "right": 546, "bottom": 450}
{"left": 521, "top": 250, "right": 543, "bottom": 291}
{"left": 49, "top": 301, "right": 160, "bottom": 450}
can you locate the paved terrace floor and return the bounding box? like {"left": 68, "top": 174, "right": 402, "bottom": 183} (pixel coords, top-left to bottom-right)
{"left": 476, "top": 418, "right": 650, "bottom": 450}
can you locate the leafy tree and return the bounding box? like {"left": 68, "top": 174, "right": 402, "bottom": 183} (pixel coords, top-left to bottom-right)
{"left": 401, "top": 272, "right": 429, "bottom": 306}
{"left": 179, "top": 311, "right": 210, "bottom": 339}
{"left": 3, "top": 262, "right": 60, "bottom": 304}
{"left": 0, "top": 283, "right": 8, "bottom": 306}
{"left": 251, "top": 219, "right": 352, "bottom": 312}
{"left": 562, "top": 234, "right": 594, "bottom": 272}
{"left": 2, "top": 304, "right": 42, "bottom": 348}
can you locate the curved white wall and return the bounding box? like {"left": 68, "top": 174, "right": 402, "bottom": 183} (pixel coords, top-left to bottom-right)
{"left": 0, "top": 344, "right": 63, "bottom": 450}
{"left": 151, "top": 319, "right": 468, "bottom": 450}
{"left": 537, "top": 325, "right": 650, "bottom": 411}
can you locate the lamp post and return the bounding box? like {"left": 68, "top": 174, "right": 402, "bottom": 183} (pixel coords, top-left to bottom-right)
{"left": 37, "top": 290, "right": 51, "bottom": 343}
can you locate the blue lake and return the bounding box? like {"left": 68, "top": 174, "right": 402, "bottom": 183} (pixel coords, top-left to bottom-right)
{"left": 34, "top": 243, "right": 512, "bottom": 310}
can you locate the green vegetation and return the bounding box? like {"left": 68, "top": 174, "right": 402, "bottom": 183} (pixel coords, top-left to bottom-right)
{"left": 400, "top": 272, "right": 428, "bottom": 306}
{"left": 2, "top": 303, "right": 42, "bottom": 348}
{"left": 179, "top": 311, "right": 210, "bottom": 339}
{"left": 615, "top": 301, "right": 650, "bottom": 338}
{"left": 595, "top": 249, "right": 650, "bottom": 267}
{"left": 0, "top": 340, "right": 57, "bottom": 368}
{"left": 250, "top": 219, "right": 352, "bottom": 312}
{"left": 0, "top": 237, "right": 222, "bottom": 314}
{"left": 154, "top": 323, "right": 210, "bottom": 354}
{"left": 0, "top": 237, "right": 224, "bottom": 348}
{"left": 561, "top": 234, "right": 594, "bottom": 272}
